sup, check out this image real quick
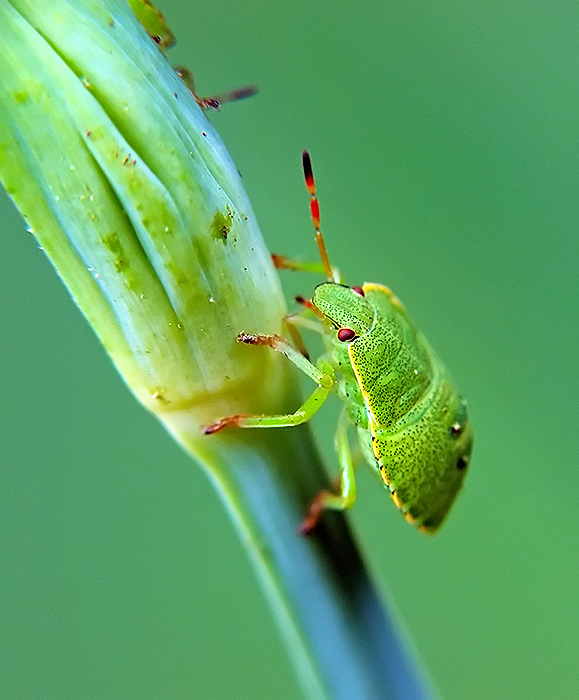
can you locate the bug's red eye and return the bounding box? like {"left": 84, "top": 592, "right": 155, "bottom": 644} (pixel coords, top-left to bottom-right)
{"left": 351, "top": 286, "right": 365, "bottom": 297}
{"left": 337, "top": 328, "right": 357, "bottom": 342}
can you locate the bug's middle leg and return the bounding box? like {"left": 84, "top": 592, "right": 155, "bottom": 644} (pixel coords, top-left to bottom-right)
{"left": 299, "top": 409, "right": 357, "bottom": 534}
{"left": 204, "top": 333, "right": 336, "bottom": 434}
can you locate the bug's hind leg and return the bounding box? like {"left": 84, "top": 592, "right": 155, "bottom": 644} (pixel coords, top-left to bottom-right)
{"left": 299, "top": 410, "right": 357, "bottom": 535}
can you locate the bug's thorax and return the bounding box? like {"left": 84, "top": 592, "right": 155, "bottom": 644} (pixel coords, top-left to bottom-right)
{"left": 313, "top": 282, "right": 436, "bottom": 428}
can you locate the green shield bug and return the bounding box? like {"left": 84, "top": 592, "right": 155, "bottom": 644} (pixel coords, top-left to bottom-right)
{"left": 206, "top": 151, "right": 473, "bottom": 534}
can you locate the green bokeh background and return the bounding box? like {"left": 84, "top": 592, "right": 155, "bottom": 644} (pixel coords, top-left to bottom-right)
{"left": 1, "top": 1, "right": 577, "bottom": 698}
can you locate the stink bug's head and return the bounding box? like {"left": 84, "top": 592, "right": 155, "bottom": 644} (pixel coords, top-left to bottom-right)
{"left": 312, "top": 283, "right": 374, "bottom": 337}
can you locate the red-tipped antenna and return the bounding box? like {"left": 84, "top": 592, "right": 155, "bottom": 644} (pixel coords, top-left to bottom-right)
{"left": 302, "top": 150, "right": 335, "bottom": 282}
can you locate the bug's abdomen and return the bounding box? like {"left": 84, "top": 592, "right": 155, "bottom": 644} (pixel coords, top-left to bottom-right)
{"left": 370, "top": 372, "right": 473, "bottom": 532}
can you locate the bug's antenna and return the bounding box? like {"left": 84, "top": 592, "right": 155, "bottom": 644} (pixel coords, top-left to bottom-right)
{"left": 302, "top": 150, "right": 336, "bottom": 282}
{"left": 175, "top": 66, "right": 258, "bottom": 110}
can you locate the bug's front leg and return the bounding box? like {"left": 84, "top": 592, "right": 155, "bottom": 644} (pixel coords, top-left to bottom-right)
{"left": 271, "top": 253, "right": 343, "bottom": 284}
{"left": 299, "top": 410, "right": 357, "bottom": 535}
{"left": 204, "top": 333, "right": 335, "bottom": 434}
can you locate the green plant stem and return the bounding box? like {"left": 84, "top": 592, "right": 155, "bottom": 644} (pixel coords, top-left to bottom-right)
{"left": 163, "top": 384, "right": 436, "bottom": 700}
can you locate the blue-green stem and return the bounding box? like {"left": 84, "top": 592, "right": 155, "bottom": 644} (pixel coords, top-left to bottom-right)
{"left": 163, "top": 381, "right": 434, "bottom": 700}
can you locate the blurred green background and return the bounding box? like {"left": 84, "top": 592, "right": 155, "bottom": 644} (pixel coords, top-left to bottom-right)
{"left": 1, "top": 1, "right": 577, "bottom": 698}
